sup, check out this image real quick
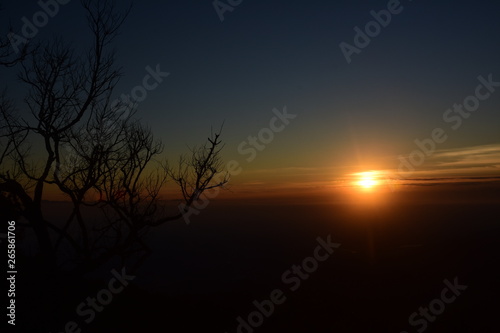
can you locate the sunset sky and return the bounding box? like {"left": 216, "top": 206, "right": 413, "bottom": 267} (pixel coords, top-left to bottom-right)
{"left": 3, "top": 0, "right": 500, "bottom": 198}
{"left": 3, "top": 3, "right": 500, "bottom": 332}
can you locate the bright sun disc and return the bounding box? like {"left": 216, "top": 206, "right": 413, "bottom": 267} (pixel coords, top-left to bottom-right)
{"left": 358, "top": 178, "right": 377, "bottom": 188}
{"left": 354, "top": 171, "right": 381, "bottom": 189}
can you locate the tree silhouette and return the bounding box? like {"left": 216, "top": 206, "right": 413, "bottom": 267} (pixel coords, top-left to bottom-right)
{"left": 0, "top": 0, "right": 229, "bottom": 277}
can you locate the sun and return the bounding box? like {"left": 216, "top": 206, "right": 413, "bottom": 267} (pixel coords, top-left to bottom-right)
{"left": 358, "top": 177, "right": 378, "bottom": 188}
{"left": 354, "top": 171, "right": 381, "bottom": 189}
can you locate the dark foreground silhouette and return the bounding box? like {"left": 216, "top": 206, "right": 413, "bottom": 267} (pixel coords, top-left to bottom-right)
{"left": 14, "top": 182, "right": 500, "bottom": 332}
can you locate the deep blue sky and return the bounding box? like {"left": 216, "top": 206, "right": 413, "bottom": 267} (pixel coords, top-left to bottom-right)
{"left": 2, "top": 0, "right": 500, "bottom": 187}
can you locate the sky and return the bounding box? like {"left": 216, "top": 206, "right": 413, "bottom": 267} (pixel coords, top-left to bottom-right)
{"left": 1, "top": 0, "right": 500, "bottom": 197}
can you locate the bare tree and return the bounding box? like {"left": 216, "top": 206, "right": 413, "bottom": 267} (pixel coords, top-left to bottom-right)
{"left": 0, "top": 0, "right": 229, "bottom": 276}
{"left": 0, "top": 2, "right": 30, "bottom": 66}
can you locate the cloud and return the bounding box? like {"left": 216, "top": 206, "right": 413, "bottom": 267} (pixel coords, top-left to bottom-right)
{"left": 427, "top": 143, "right": 500, "bottom": 173}
{"left": 380, "top": 143, "right": 500, "bottom": 184}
